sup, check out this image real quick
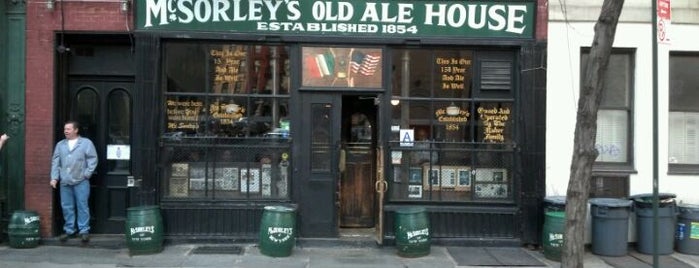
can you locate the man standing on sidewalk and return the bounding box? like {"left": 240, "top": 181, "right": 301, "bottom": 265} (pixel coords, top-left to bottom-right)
{"left": 50, "top": 121, "right": 98, "bottom": 243}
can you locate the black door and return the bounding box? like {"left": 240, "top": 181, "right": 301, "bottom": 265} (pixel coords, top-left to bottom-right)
{"left": 297, "top": 93, "right": 342, "bottom": 237}
{"left": 67, "top": 79, "right": 133, "bottom": 234}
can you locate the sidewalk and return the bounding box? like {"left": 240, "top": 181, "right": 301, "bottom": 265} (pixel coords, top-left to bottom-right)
{"left": 0, "top": 239, "right": 697, "bottom": 268}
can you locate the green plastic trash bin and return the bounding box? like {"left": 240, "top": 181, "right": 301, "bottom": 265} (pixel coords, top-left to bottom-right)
{"left": 631, "top": 193, "right": 678, "bottom": 255}
{"left": 589, "top": 198, "right": 633, "bottom": 256}
{"left": 394, "top": 207, "right": 430, "bottom": 258}
{"left": 676, "top": 204, "right": 699, "bottom": 255}
{"left": 8, "top": 210, "right": 41, "bottom": 248}
{"left": 542, "top": 211, "right": 565, "bottom": 262}
{"left": 125, "top": 206, "right": 164, "bottom": 255}
{"left": 259, "top": 205, "right": 297, "bottom": 257}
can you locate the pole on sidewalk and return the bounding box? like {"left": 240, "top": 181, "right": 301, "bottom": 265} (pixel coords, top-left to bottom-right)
{"left": 651, "top": 0, "right": 659, "bottom": 267}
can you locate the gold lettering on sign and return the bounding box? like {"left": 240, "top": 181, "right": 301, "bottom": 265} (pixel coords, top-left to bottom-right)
{"left": 478, "top": 106, "right": 511, "bottom": 143}
{"left": 166, "top": 98, "right": 246, "bottom": 131}
{"left": 166, "top": 99, "right": 204, "bottom": 131}
{"left": 435, "top": 107, "right": 470, "bottom": 131}
{"left": 210, "top": 45, "right": 247, "bottom": 93}
{"left": 436, "top": 57, "right": 471, "bottom": 91}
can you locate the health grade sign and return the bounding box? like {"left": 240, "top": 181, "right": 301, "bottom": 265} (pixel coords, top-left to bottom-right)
{"left": 137, "top": 0, "right": 535, "bottom": 39}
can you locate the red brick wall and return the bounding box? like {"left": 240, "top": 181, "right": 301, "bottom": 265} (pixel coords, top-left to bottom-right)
{"left": 25, "top": 1, "right": 131, "bottom": 237}
{"left": 537, "top": 0, "right": 549, "bottom": 41}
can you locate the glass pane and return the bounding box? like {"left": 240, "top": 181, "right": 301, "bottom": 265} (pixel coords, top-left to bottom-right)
{"left": 302, "top": 46, "right": 382, "bottom": 88}
{"left": 311, "top": 103, "right": 332, "bottom": 172}
{"left": 107, "top": 90, "right": 131, "bottom": 173}
{"left": 669, "top": 112, "right": 699, "bottom": 164}
{"left": 76, "top": 88, "right": 99, "bottom": 141}
{"left": 595, "top": 109, "right": 628, "bottom": 162}
{"left": 670, "top": 55, "right": 699, "bottom": 112}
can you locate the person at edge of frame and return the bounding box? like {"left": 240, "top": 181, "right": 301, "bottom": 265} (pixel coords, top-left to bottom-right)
{"left": 0, "top": 133, "right": 8, "bottom": 151}
{"left": 49, "top": 120, "right": 98, "bottom": 243}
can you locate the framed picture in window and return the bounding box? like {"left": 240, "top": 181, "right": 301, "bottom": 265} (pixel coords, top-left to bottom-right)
{"left": 408, "top": 185, "right": 422, "bottom": 198}
{"left": 240, "top": 168, "right": 260, "bottom": 193}
{"left": 474, "top": 168, "right": 508, "bottom": 182}
{"left": 215, "top": 166, "right": 238, "bottom": 191}
{"left": 440, "top": 166, "right": 457, "bottom": 188}
{"left": 409, "top": 167, "right": 422, "bottom": 184}
{"left": 188, "top": 163, "right": 207, "bottom": 190}
{"left": 169, "top": 178, "right": 189, "bottom": 197}
{"left": 423, "top": 165, "right": 441, "bottom": 190}
{"left": 171, "top": 163, "right": 189, "bottom": 177}
{"left": 456, "top": 167, "right": 471, "bottom": 191}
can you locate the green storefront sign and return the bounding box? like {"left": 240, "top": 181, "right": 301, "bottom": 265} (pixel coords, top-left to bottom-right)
{"left": 136, "top": 0, "right": 535, "bottom": 39}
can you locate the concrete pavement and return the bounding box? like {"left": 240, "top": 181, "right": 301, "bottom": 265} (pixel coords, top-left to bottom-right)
{"left": 0, "top": 238, "right": 697, "bottom": 268}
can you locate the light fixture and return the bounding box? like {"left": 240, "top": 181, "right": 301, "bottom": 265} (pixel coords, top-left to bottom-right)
{"left": 391, "top": 98, "right": 400, "bottom": 106}
{"left": 121, "top": 0, "right": 129, "bottom": 12}
{"left": 47, "top": 0, "right": 55, "bottom": 10}
{"left": 446, "top": 102, "right": 460, "bottom": 116}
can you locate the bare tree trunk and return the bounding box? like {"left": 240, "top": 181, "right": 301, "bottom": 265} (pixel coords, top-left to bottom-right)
{"left": 562, "top": 0, "right": 624, "bottom": 267}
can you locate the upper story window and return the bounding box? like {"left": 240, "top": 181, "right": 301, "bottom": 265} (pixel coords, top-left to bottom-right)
{"left": 161, "top": 42, "right": 291, "bottom": 200}
{"left": 581, "top": 49, "right": 635, "bottom": 167}
{"left": 669, "top": 53, "right": 699, "bottom": 174}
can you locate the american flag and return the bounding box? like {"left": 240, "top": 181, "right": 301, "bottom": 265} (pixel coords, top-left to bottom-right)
{"left": 350, "top": 51, "right": 381, "bottom": 76}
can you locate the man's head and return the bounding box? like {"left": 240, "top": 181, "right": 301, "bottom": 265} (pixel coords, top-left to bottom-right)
{"left": 64, "top": 120, "right": 80, "bottom": 140}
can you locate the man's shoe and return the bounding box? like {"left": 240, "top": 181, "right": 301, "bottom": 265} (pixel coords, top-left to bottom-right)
{"left": 80, "top": 233, "right": 90, "bottom": 243}
{"left": 59, "top": 233, "right": 73, "bottom": 242}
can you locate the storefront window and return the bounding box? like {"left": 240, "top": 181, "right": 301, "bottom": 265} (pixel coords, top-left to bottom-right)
{"left": 161, "top": 42, "right": 291, "bottom": 200}
{"left": 669, "top": 53, "right": 699, "bottom": 172}
{"left": 389, "top": 49, "right": 515, "bottom": 202}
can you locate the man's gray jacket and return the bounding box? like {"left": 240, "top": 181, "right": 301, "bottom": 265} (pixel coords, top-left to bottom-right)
{"left": 51, "top": 136, "right": 98, "bottom": 185}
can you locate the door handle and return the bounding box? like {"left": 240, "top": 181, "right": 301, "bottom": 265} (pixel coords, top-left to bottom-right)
{"left": 339, "top": 148, "right": 346, "bottom": 172}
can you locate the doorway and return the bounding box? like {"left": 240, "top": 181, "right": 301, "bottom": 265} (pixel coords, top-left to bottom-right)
{"left": 297, "top": 93, "right": 379, "bottom": 237}
{"left": 56, "top": 37, "right": 135, "bottom": 234}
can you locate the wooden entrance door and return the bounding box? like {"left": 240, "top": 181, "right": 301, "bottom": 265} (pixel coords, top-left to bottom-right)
{"left": 339, "top": 96, "right": 377, "bottom": 227}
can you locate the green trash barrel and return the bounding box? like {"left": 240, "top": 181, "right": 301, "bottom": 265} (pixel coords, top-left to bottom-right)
{"left": 676, "top": 204, "right": 699, "bottom": 255}
{"left": 394, "top": 207, "right": 430, "bottom": 258}
{"left": 259, "top": 205, "right": 297, "bottom": 257}
{"left": 8, "top": 210, "right": 41, "bottom": 248}
{"left": 125, "top": 206, "right": 164, "bottom": 255}
{"left": 542, "top": 211, "right": 565, "bottom": 262}
{"left": 631, "top": 193, "right": 677, "bottom": 255}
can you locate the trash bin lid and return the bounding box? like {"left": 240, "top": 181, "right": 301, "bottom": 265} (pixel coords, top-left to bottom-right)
{"left": 264, "top": 205, "right": 296, "bottom": 212}
{"left": 629, "top": 193, "right": 676, "bottom": 203}
{"left": 544, "top": 196, "right": 567, "bottom": 205}
{"left": 679, "top": 204, "right": 699, "bottom": 212}
{"left": 589, "top": 198, "right": 633, "bottom": 207}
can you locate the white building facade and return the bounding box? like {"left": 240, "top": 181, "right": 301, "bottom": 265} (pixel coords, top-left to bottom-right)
{"left": 547, "top": 0, "right": 699, "bottom": 208}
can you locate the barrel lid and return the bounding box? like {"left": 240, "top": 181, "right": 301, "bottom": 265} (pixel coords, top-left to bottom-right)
{"left": 545, "top": 211, "right": 566, "bottom": 218}
{"left": 127, "top": 205, "right": 160, "bottom": 211}
{"left": 395, "top": 207, "right": 426, "bottom": 214}
{"left": 679, "top": 204, "right": 699, "bottom": 211}
{"left": 629, "top": 193, "right": 676, "bottom": 202}
{"left": 544, "top": 196, "right": 566, "bottom": 205}
{"left": 589, "top": 198, "right": 633, "bottom": 207}
{"left": 264, "top": 205, "right": 296, "bottom": 212}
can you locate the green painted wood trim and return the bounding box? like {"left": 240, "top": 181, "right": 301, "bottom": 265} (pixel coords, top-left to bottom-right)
{"left": 4, "top": 1, "right": 26, "bottom": 213}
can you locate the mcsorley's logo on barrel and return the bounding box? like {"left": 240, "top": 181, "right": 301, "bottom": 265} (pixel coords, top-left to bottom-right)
{"left": 406, "top": 228, "right": 429, "bottom": 244}
{"left": 24, "top": 216, "right": 40, "bottom": 225}
{"left": 130, "top": 225, "right": 156, "bottom": 241}
{"left": 267, "top": 227, "right": 294, "bottom": 243}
